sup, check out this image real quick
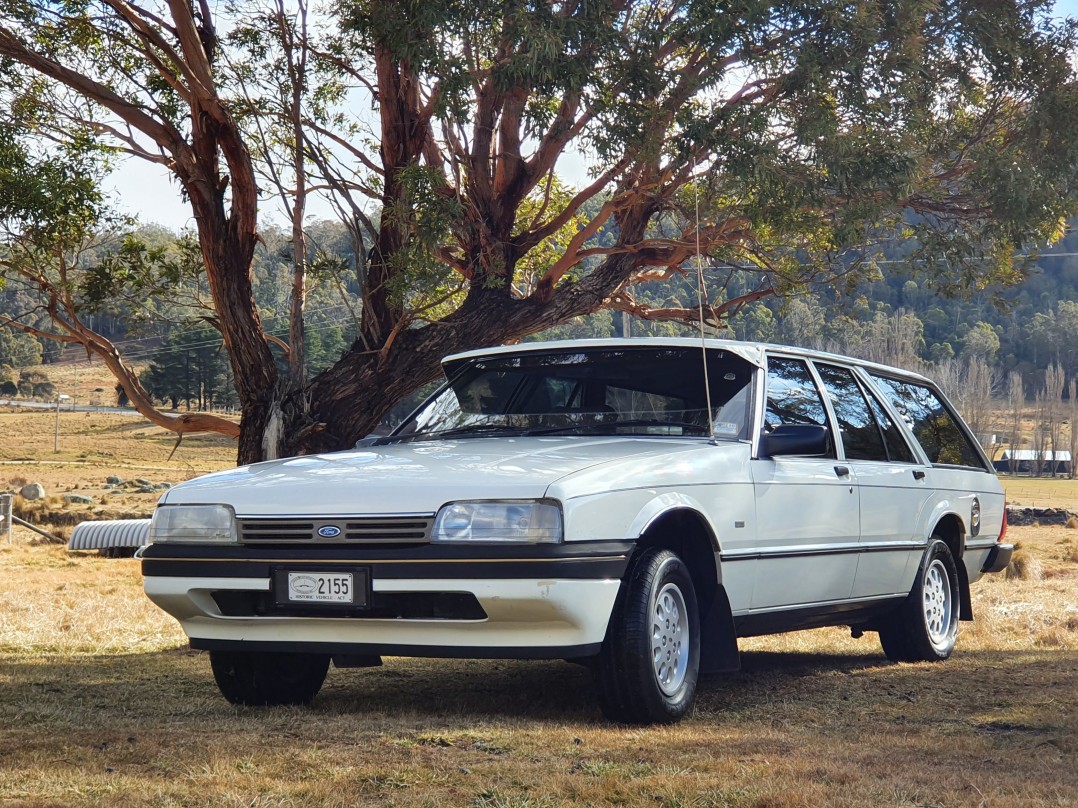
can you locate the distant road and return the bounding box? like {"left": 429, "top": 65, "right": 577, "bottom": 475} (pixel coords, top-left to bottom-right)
{"left": 0, "top": 399, "right": 143, "bottom": 416}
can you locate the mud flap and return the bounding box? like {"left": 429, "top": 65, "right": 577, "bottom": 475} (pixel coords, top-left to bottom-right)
{"left": 699, "top": 584, "right": 741, "bottom": 673}
{"left": 956, "top": 557, "right": 973, "bottom": 621}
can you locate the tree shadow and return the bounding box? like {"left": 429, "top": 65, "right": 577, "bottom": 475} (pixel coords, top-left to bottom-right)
{"left": 0, "top": 649, "right": 602, "bottom": 726}
{"left": 696, "top": 645, "right": 1078, "bottom": 739}
{"left": 3, "top": 645, "right": 1075, "bottom": 730}
{"left": 318, "top": 657, "right": 599, "bottom": 722}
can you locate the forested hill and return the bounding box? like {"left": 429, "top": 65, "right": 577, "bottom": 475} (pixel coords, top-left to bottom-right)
{"left": 2, "top": 218, "right": 1077, "bottom": 407}
{"left": 539, "top": 220, "right": 1078, "bottom": 391}
{"left": 749, "top": 224, "right": 1078, "bottom": 384}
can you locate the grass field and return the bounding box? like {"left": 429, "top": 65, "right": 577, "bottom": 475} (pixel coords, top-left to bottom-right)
{"left": 998, "top": 475, "right": 1078, "bottom": 511}
{"left": 1, "top": 406, "right": 235, "bottom": 533}
{"left": 1, "top": 409, "right": 1077, "bottom": 806}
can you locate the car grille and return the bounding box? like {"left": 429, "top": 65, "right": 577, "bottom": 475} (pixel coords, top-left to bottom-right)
{"left": 237, "top": 516, "right": 434, "bottom": 544}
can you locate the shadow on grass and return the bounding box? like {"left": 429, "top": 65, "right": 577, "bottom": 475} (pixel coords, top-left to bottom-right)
{"left": 734, "top": 648, "right": 888, "bottom": 675}
{"left": 4, "top": 644, "right": 1075, "bottom": 732}
{"left": 697, "top": 645, "right": 1078, "bottom": 741}
{"left": 0, "top": 649, "right": 599, "bottom": 725}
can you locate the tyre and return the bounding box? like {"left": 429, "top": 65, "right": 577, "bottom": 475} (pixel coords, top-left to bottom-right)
{"left": 209, "top": 651, "right": 330, "bottom": 706}
{"left": 878, "top": 538, "right": 960, "bottom": 662}
{"left": 596, "top": 547, "right": 700, "bottom": 724}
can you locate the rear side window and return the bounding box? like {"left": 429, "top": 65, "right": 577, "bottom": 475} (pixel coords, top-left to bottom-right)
{"left": 869, "top": 375, "right": 987, "bottom": 469}
{"left": 814, "top": 364, "right": 888, "bottom": 461}
{"left": 863, "top": 387, "right": 916, "bottom": 463}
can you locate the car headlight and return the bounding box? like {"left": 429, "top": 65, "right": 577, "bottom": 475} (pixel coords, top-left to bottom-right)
{"left": 149, "top": 504, "right": 238, "bottom": 544}
{"left": 432, "top": 500, "right": 562, "bottom": 544}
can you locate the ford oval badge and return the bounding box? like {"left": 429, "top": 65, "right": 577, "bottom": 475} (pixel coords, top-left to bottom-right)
{"left": 317, "top": 525, "right": 342, "bottom": 538}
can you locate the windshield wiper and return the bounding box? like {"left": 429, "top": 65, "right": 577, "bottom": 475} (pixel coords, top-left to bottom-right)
{"left": 423, "top": 423, "right": 528, "bottom": 439}
{"left": 525, "top": 419, "right": 709, "bottom": 436}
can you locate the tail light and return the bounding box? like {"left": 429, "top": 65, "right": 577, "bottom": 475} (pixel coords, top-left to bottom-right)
{"left": 998, "top": 503, "right": 1008, "bottom": 544}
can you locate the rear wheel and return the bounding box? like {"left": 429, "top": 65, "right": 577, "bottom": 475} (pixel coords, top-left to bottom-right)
{"left": 209, "top": 651, "right": 330, "bottom": 706}
{"left": 879, "top": 539, "right": 960, "bottom": 662}
{"left": 596, "top": 547, "right": 700, "bottom": 724}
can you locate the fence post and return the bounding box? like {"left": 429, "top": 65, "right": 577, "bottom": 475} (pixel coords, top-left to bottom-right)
{"left": 1, "top": 494, "right": 12, "bottom": 544}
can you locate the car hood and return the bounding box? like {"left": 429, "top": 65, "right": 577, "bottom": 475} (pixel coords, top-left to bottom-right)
{"left": 161, "top": 436, "right": 710, "bottom": 516}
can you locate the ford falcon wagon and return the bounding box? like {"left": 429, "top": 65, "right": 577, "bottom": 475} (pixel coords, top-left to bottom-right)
{"left": 140, "top": 339, "right": 1012, "bottom": 724}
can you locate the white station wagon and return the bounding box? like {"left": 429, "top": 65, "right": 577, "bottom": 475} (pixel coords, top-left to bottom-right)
{"left": 141, "top": 339, "right": 1012, "bottom": 724}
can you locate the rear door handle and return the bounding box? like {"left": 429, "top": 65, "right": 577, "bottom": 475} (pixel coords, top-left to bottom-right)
{"left": 913, "top": 470, "right": 926, "bottom": 480}
{"left": 834, "top": 465, "right": 850, "bottom": 477}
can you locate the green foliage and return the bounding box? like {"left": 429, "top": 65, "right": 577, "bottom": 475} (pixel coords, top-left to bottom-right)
{"left": 3, "top": 0, "right": 1078, "bottom": 455}
{"left": 513, "top": 177, "right": 588, "bottom": 288}
{"left": 77, "top": 234, "right": 201, "bottom": 313}
{"left": 0, "top": 327, "right": 42, "bottom": 368}
{"left": 0, "top": 125, "right": 107, "bottom": 250}
{"left": 383, "top": 165, "right": 465, "bottom": 308}
{"left": 302, "top": 322, "right": 349, "bottom": 376}
{"left": 16, "top": 368, "right": 52, "bottom": 398}
{"left": 729, "top": 305, "right": 775, "bottom": 344}
{"left": 961, "top": 322, "right": 1001, "bottom": 364}
{"left": 140, "top": 324, "right": 237, "bottom": 411}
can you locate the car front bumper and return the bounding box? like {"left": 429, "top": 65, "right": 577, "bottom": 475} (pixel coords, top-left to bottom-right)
{"left": 140, "top": 541, "right": 632, "bottom": 659}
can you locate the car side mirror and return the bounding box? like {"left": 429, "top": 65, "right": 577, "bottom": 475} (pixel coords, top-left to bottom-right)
{"left": 354, "top": 436, "right": 380, "bottom": 448}
{"left": 760, "top": 424, "right": 829, "bottom": 458}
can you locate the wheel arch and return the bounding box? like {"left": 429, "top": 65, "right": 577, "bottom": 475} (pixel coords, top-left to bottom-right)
{"left": 633, "top": 507, "right": 740, "bottom": 673}
{"left": 929, "top": 513, "right": 973, "bottom": 621}
{"left": 636, "top": 507, "right": 720, "bottom": 598}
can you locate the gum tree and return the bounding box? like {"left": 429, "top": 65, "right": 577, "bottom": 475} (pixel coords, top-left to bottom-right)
{"left": 1, "top": 0, "right": 1077, "bottom": 462}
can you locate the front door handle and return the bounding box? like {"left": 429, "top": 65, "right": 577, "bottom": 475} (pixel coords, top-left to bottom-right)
{"left": 913, "top": 469, "right": 926, "bottom": 480}
{"left": 834, "top": 465, "right": 850, "bottom": 478}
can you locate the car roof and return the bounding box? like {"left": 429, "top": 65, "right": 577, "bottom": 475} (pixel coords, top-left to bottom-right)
{"left": 441, "top": 338, "right": 935, "bottom": 384}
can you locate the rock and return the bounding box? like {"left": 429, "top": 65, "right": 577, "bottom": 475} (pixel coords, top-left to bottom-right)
{"left": 154, "top": 482, "right": 172, "bottom": 490}
{"left": 63, "top": 494, "right": 95, "bottom": 505}
{"left": 134, "top": 478, "right": 152, "bottom": 486}
{"left": 136, "top": 486, "right": 156, "bottom": 494}
{"left": 20, "top": 483, "right": 45, "bottom": 500}
{"left": 106, "top": 476, "right": 124, "bottom": 485}
{"left": 1006, "top": 506, "right": 1078, "bottom": 527}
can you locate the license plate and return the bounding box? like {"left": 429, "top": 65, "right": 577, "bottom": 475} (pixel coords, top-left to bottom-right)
{"left": 285, "top": 571, "right": 353, "bottom": 603}
{"left": 273, "top": 567, "right": 370, "bottom": 608}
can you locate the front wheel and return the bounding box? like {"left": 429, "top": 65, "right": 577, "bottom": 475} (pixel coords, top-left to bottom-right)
{"left": 878, "top": 539, "right": 960, "bottom": 662}
{"left": 595, "top": 548, "right": 700, "bottom": 724}
{"left": 209, "top": 650, "right": 330, "bottom": 706}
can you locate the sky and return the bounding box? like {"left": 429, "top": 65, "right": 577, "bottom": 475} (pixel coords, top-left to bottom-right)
{"left": 105, "top": 143, "right": 590, "bottom": 233}
{"left": 105, "top": 0, "right": 1078, "bottom": 231}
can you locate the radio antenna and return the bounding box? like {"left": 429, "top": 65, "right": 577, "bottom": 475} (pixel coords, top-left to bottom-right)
{"left": 694, "top": 181, "right": 716, "bottom": 440}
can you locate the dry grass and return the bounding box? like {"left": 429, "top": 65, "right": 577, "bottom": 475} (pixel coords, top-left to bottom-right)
{"left": 0, "top": 543, "right": 181, "bottom": 655}
{"left": 1, "top": 407, "right": 234, "bottom": 529}
{"left": 1, "top": 407, "right": 1077, "bottom": 806}
{"left": 999, "top": 475, "right": 1078, "bottom": 510}
{"left": 1004, "top": 541, "right": 1044, "bottom": 581}
{"left": 0, "top": 528, "right": 1076, "bottom": 807}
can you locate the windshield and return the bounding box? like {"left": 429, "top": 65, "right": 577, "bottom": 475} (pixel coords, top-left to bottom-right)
{"left": 386, "top": 347, "right": 755, "bottom": 442}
